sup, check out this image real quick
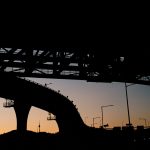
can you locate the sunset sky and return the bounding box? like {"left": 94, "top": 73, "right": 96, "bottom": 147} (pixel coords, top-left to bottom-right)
{"left": 0, "top": 78, "right": 150, "bottom": 134}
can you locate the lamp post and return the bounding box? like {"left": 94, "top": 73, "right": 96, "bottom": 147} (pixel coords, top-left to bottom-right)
{"left": 101, "top": 105, "right": 114, "bottom": 128}
{"left": 139, "top": 118, "right": 147, "bottom": 127}
{"left": 93, "top": 117, "right": 100, "bottom": 127}
{"left": 124, "top": 82, "right": 135, "bottom": 126}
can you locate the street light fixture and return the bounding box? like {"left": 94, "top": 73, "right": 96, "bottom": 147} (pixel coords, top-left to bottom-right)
{"left": 139, "top": 118, "right": 147, "bottom": 127}
{"left": 93, "top": 117, "right": 100, "bottom": 127}
{"left": 124, "top": 82, "right": 135, "bottom": 126}
{"left": 101, "top": 105, "right": 114, "bottom": 128}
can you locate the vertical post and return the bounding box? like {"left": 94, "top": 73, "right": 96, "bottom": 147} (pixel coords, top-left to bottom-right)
{"left": 101, "top": 105, "right": 113, "bottom": 128}
{"left": 93, "top": 117, "right": 100, "bottom": 128}
{"left": 38, "top": 121, "right": 40, "bottom": 133}
{"left": 144, "top": 119, "right": 147, "bottom": 127}
{"left": 125, "top": 82, "right": 131, "bottom": 126}
{"left": 101, "top": 107, "right": 103, "bottom": 128}
{"left": 93, "top": 118, "right": 94, "bottom": 127}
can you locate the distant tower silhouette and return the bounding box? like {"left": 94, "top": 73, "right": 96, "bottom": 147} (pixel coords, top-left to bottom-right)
{"left": 38, "top": 121, "right": 40, "bottom": 133}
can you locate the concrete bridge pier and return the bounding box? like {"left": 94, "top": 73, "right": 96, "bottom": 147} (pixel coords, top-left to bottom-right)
{"left": 13, "top": 101, "right": 31, "bottom": 133}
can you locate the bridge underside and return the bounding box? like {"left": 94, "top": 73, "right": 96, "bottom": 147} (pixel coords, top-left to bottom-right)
{"left": 0, "top": 73, "right": 86, "bottom": 135}
{"left": 0, "top": 48, "right": 150, "bottom": 85}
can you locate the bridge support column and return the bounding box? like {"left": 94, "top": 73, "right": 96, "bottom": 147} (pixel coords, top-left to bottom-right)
{"left": 14, "top": 101, "right": 31, "bottom": 133}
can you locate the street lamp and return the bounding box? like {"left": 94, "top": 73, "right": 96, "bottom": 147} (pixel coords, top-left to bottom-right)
{"left": 93, "top": 117, "right": 100, "bottom": 127}
{"left": 124, "top": 82, "right": 135, "bottom": 126}
{"left": 101, "top": 105, "right": 114, "bottom": 128}
{"left": 139, "top": 118, "right": 147, "bottom": 127}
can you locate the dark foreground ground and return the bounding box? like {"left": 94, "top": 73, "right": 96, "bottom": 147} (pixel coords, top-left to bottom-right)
{"left": 0, "top": 128, "right": 150, "bottom": 150}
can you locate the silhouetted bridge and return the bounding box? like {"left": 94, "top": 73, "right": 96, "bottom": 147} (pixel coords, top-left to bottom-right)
{"left": 0, "top": 48, "right": 150, "bottom": 135}
{"left": 0, "top": 48, "right": 150, "bottom": 85}
{"left": 0, "top": 73, "right": 86, "bottom": 135}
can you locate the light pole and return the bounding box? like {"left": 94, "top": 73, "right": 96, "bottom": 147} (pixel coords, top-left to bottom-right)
{"left": 124, "top": 82, "right": 135, "bottom": 126}
{"left": 101, "top": 105, "right": 114, "bottom": 128}
{"left": 139, "top": 118, "right": 147, "bottom": 127}
{"left": 93, "top": 117, "right": 100, "bottom": 127}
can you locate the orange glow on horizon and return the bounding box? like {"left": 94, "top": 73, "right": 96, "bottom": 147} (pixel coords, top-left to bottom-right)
{"left": 27, "top": 107, "right": 59, "bottom": 133}
{"left": 0, "top": 79, "right": 150, "bottom": 133}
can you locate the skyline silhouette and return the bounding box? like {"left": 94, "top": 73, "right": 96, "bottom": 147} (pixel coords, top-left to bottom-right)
{"left": 0, "top": 77, "right": 150, "bottom": 134}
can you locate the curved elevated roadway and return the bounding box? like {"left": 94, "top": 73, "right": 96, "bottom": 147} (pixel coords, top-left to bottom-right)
{"left": 0, "top": 73, "right": 86, "bottom": 135}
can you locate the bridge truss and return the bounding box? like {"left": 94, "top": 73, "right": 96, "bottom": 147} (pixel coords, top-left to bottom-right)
{"left": 0, "top": 48, "right": 150, "bottom": 85}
